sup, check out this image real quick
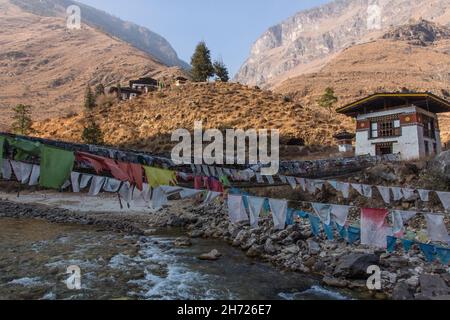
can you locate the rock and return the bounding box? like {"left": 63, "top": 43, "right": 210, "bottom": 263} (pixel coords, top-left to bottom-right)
{"left": 246, "top": 245, "right": 264, "bottom": 258}
{"left": 417, "top": 274, "right": 450, "bottom": 298}
{"left": 198, "top": 249, "right": 222, "bottom": 261}
{"left": 392, "top": 282, "right": 415, "bottom": 300}
{"left": 306, "top": 239, "right": 321, "bottom": 255}
{"left": 282, "top": 244, "right": 299, "bottom": 255}
{"left": 405, "top": 275, "right": 419, "bottom": 287}
{"left": 174, "top": 237, "right": 192, "bottom": 247}
{"left": 264, "top": 239, "right": 278, "bottom": 255}
{"left": 304, "top": 257, "right": 316, "bottom": 268}
{"left": 334, "top": 253, "right": 380, "bottom": 279}
{"left": 313, "top": 260, "right": 326, "bottom": 273}
{"left": 322, "top": 276, "right": 348, "bottom": 288}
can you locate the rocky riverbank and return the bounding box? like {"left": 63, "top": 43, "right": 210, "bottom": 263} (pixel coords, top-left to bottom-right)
{"left": 0, "top": 196, "right": 448, "bottom": 300}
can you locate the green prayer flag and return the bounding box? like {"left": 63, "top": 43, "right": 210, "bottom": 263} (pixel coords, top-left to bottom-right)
{"left": 39, "top": 145, "right": 75, "bottom": 189}
{"left": 7, "top": 138, "right": 41, "bottom": 161}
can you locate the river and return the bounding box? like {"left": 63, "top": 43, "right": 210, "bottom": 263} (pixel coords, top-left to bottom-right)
{"left": 0, "top": 217, "right": 356, "bottom": 300}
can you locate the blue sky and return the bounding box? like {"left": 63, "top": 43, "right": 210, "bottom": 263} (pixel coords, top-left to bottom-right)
{"left": 78, "top": 0, "right": 331, "bottom": 76}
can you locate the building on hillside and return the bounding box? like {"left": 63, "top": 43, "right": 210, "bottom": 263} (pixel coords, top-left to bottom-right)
{"left": 108, "top": 86, "right": 142, "bottom": 101}
{"left": 174, "top": 76, "right": 188, "bottom": 87}
{"left": 336, "top": 92, "right": 450, "bottom": 160}
{"left": 129, "top": 77, "right": 158, "bottom": 93}
{"left": 333, "top": 131, "right": 355, "bottom": 153}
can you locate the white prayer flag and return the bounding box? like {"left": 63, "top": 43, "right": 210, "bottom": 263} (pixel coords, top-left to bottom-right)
{"left": 247, "top": 196, "right": 265, "bottom": 228}
{"left": 377, "top": 186, "right": 391, "bottom": 204}
{"left": 227, "top": 194, "right": 248, "bottom": 224}
{"left": 425, "top": 214, "right": 449, "bottom": 243}
{"left": 436, "top": 192, "right": 450, "bottom": 212}
{"left": 269, "top": 198, "right": 288, "bottom": 230}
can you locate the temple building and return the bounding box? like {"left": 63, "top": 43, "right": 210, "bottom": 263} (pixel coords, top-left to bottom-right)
{"left": 336, "top": 92, "right": 450, "bottom": 160}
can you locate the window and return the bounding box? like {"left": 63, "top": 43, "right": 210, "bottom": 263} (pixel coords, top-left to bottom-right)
{"left": 370, "top": 115, "right": 401, "bottom": 138}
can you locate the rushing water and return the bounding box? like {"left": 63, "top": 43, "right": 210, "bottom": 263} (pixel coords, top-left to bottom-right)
{"left": 0, "top": 218, "right": 354, "bottom": 300}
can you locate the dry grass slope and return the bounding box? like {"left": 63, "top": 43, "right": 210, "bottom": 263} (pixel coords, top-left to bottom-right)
{"left": 32, "top": 82, "right": 353, "bottom": 154}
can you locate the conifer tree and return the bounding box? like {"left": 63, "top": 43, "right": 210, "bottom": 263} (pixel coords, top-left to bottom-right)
{"left": 317, "top": 87, "right": 338, "bottom": 116}
{"left": 213, "top": 60, "right": 229, "bottom": 82}
{"left": 11, "top": 104, "right": 34, "bottom": 135}
{"left": 190, "top": 41, "right": 214, "bottom": 82}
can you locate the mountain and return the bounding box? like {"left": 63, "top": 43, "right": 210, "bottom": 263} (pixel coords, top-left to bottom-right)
{"left": 0, "top": 0, "right": 187, "bottom": 131}
{"left": 235, "top": 0, "right": 450, "bottom": 87}
{"left": 274, "top": 20, "right": 450, "bottom": 144}
{"left": 32, "top": 82, "right": 353, "bottom": 155}
{"left": 9, "top": 0, "right": 189, "bottom": 69}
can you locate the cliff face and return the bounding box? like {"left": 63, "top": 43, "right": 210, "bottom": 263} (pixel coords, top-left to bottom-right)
{"left": 235, "top": 0, "right": 450, "bottom": 87}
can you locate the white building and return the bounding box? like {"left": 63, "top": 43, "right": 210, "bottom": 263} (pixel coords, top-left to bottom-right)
{"left": 336, "top": 93, "right": 450, "bottom": 160}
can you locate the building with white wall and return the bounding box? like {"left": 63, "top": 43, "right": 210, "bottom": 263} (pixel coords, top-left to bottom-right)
{"left": 336, "top": 93, "right": 450, "bottom": 160}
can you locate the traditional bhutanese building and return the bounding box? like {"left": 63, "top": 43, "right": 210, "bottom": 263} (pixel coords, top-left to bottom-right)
{"left": 336, "top": 92, "right": 450, "bottom": 160}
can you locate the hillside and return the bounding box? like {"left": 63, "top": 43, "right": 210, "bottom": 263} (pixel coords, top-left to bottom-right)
{"left": 0, "top": 0, "right": 185, "bottom": 131}
{"left": 32, "top": 82, "right": 353, "bottom": 154}
{"left": 235, "top": 0, "right": 450, "bottom": 87}
{"left": 274, "top": 20, "right": 450, "bottom": 144}
{"left": 9, "top": 0, "right": 189, "bottom": 68}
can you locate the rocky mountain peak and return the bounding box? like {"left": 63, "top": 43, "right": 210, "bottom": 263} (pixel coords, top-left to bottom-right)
{"left": 235, "top": 0, "right": 450, "bottom": 88}
{"left": 383, "top": 19, "right": 450, "bottom": 45}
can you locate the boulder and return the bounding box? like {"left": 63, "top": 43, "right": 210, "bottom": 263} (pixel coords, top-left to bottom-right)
{"left": 417, "top": 274, "right": 450, "bottom": 299}
{"left": 334, "top": 253, "right": 380, "bottom": 279}
{"left": 198, "top": 249, "right": 222, "bottom": 261}
{"left": 306, "top": 239, "right": 321, "bottom": 255}
{"left": 392, "top": 282, "right": 415, "bottom": 300}
{"left": 173, "top": 237, "right": 192, "bottom": 247}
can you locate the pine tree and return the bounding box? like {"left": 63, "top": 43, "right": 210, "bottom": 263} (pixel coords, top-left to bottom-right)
{"left": 213, "top": 60, "right": 229, "bottom": 82}
{"left": 81, "top": 120, "right": 104, "bottom": 145}
{"left": 190, "top": 41, "right": 214, "bottom": 82}
{"left": 84, "top": 86, "right": 96, "bottom": 110}
{"left": 11, "top": 104, "right": 34, "bottom": 135}
{"left": 317, "top": 87, "right": 338, "bottom": 116}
